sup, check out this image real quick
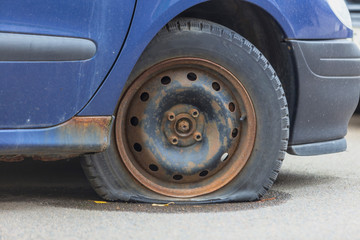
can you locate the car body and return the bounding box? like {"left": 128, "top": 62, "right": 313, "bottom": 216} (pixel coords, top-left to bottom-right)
{"left": 346, "top": 0, "right": 360, "bottom": 112}
{"left": 1, "top": 0, "right": 359, "bottom": 202}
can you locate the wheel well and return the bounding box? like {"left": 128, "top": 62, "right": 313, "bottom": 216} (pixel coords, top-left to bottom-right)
{"left": 178, "top": 0, "right": 297, "bottom": 132}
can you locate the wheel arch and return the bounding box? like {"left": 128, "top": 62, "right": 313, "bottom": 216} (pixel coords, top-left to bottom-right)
{"left": 178, "top": 0, "right": 297, "bottom": 136}
{"left": 82, "top": 18, "right": 290, "bottom": 202}
{"left": 79, "top": 0, "right": 297, "bottom": 132}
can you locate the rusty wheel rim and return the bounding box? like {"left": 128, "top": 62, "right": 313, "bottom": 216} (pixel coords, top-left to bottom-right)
{"left": 116, "top": 58, "right": 256, "bottom": 198}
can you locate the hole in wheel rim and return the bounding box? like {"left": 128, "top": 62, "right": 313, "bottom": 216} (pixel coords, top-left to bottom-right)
{"left": 149, "top": 164, "right": 159, "bottom": 172}
{"left": 229, "top": 102, "right": 235, "bottom": 112}
{"left": 220, "top": 153, "right": 229, "bottom": 162}
{"left": 199, "top": 170, "right": 209, "bottom": 177}
{"left": 140, "top": 92, "right": 149, "bottom": 101}
{"left": 161, "top": 76, "right": 171, "bottom": 85}
{"left": 173, "top": 175, "right": 183, "bottom": 180}
{"left": 130, "top": 117, "right": 139, "bottom": 126}
{"left": 232, "top": 128, "right": 239, "bottom": 138}
{"left": 133, "top": 143, "right": 142, "bottom": 152}
{"left": 212, "top": 82, "right": 220, "bottom": 91}
{"left": 187, "top": 72, "right": 197, "bottom": 81}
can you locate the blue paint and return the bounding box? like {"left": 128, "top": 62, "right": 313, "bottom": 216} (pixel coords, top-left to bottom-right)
{"left": 80, "top": 0, "right": 352, "bottom": 117}
{"left": 245, "top": 0, "right": 352, "bottom": 39}
{"left": 0, "top": 0, "right": 352, "bottom": 129}
{"left": 0, "top": 0, "right": 135, "bottom": 128}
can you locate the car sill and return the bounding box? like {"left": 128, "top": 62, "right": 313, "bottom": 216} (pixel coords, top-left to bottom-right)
{"left": 0, "top": 116, "right": 113, "bottom": 161}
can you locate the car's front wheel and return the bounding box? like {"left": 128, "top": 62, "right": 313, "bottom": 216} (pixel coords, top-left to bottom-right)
{"left": 81, "top": 18, "right": 289, "bottom": 203}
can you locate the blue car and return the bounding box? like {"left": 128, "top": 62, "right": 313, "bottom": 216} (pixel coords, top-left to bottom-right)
{"left": 0, "top": 0, "right": 359, "bottom": 203}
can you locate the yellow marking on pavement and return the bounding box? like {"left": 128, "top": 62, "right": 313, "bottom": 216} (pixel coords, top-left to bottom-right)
{"left": 152, "top": 202, "right": 175, "bottom": 207}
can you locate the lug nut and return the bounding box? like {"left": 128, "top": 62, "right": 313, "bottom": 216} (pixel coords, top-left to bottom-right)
{"left": 190, "top": 109, "right": 199, "bottom": 118}
{"left": 193, "top": 132, "right": 202, "bottom": 141}
{"left": 170, "top": 136, "right": 178, "bottom": 145}
{"left": 167, "top": 112, "right": 175, "bottom": 121}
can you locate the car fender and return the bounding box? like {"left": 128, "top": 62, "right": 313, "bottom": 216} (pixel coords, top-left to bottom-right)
{"left": 79, "top": 0, "right": 352, "bottom": 116}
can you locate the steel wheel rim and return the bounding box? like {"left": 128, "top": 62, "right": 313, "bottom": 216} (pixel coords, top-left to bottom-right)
{"left": 115, "top": 57, "right": 256, "bottom": 198}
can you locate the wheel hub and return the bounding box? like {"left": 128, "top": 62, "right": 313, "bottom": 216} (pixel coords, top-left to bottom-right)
{"left": 163, "top": 107, "right": 203, "bottom": 147}
{"left": 176, "top": 119, "right": 190, "bottom": 133}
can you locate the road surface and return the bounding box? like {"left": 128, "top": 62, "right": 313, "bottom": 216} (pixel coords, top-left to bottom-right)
{"left": 0, "top": 115, "right": 359, "bottom": 239}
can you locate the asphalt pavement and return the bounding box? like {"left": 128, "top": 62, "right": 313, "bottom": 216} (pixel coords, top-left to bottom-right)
{"left": 0, "top": 115, "right": 359, "bottom": 240}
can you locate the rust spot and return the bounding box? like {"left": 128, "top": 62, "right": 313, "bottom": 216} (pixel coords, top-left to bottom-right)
{"left": 56, "top": 116, "right": 113, "bottom": 153}
{"left": 32, "top": 154, "right": 81, "bottom": 162}
{"left": 0, "top": 116, "right": 113, "bottom": 162}
{"left": 211, "top": 100, "right": 221, "bottom": 113}
{"left": 0, "top": 155, "right": 24, "bottom": 162}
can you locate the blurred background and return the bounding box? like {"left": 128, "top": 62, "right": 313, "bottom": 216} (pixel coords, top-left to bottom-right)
{"left": 346, "top": 0, "right": 360, "bottom": 112}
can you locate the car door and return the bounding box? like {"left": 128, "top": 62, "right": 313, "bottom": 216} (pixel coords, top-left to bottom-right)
{"left": 0, "top": 0, "right": 135, "bottom": 128}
